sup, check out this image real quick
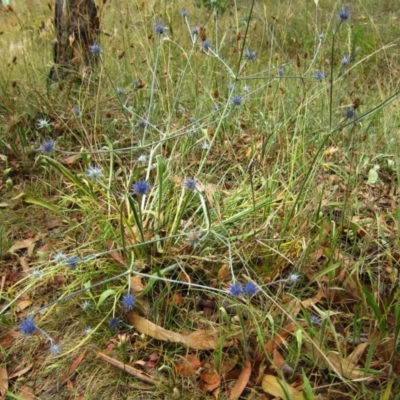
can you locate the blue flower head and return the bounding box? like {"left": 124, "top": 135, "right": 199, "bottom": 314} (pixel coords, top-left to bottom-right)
{"left": 73, "top": 106, "right": 81, "bottom": 117}
{"left": 132, "top": 180, "right": 151, "bottom": 196}
{"left": 231, "top": 95, "right": 243, "bottom": 106}
{"left": 116, "top": 87, "right": 124, "bottom": 95}
{"left": 50, "top": 342, "right": 62, "bottom": 355}
{"left": 278, "top": 67, "right": 285, "bottom": 77}
{"left": 244, "top": 49, "right": 257, "bottom": 62}
{"left": 66, "top": 256, "right": 80, "bottom": 270}
{"left": 38, "top": 140, "right": 55, "bottom": 153}
{"left": 155, "top": 23, "right": 166, "bottom": 35}
{"left": 89, "top": 44, "right": 103, "bottom": 56}
{"left": 229, "top": 283, "right": 243, "bottom": 296}
{"left": 86, "top": 165, "right": 103, "bottom": 182}
{"left": 108, "top": 317, "right": 120, "bottom": 329}
{"left": 202, "top": 39, "right": 211, "bottom": 52}
{"left": 181, "top": 9, "right": 188, "bottom": 17}
{"left": 341, "top": 55, "right": 351, "bottom": 66}
{"left": 243, "top": 282, "right": 259, "bottom": 296}
{"left": 315, "top": 70, "right": 325, "bottom": 81}
{"left": 184, "top": 178, "right": 197, "bottom": 191}
{"left": 122, "top": 293, "right": 136, "bottom": 310}
{"left": 338, "top": 6, "right": 350, "bottom": 21}
{"left": 345, "top": 108, "right": 355, "bottom": 119}
{"left": 191, "top": 26, "right": 200, "bottom": 36}
{"left": 20, "top": 315, "right": 36, "bottom": 336}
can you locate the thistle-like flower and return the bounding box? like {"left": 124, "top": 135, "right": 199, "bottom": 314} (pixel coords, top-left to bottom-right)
{"left": 132, "top": 180, "right": 151, "bottom": 196}
{"left": 181, "top": 9, "right": 188, "bottom": 18}
{"left": 338, "top": 6, "right": 350, "bottom": 21}
{"left": 53, "top": 251, "right": 68, "bottom": 264}
{"left": 315, "top": 70, "right": 325, "bottom": 81}
{"left": 345, "top": 108, "right": 355, "bottom": 119}
{"left": 229, "top": 283, "right": 243, "bottom": 296}
{"left": 191, "top": 26, "right": 200, "bottom": 36}
{"left": 73, "top": 106, "right": 81, "bottom": 117}
{"left": 122, "top": 293, "right": 136, "bottom": 310}
{"left": 36, "top": 118, "right": 51, "bottom": 130}
{"left": 89, "top": 44, "right": 103, "bottom": 56}
{"left": 66, "top": 256, "right": 80, "bottom": 270}
{"left": 50, "top": 342, "right": 62, "bottom": 356}
{"left": 231, "top": 95, "right": 243, "bottom": 106}
{"left": 243, "top": 49, "right": 257, "bottom": 62}
{"left": 278, "top": 67, "right": 285, "bottom": 77}
{"left": 108, "top": 317, "right": 120, "bottom": 329}
{"left": 202, "top": 39, "right": 211, "bottom": 52}
{"left": 183, "top": 178, "right": 197, "bottom": 191}
{"left": 137, "top": 154, "right": 148, "bottom": 164}
{"left": 86, "top": 165, "right": 103, "bottom": 182}
{"left": 155, "top": 23, "right": 166, "bottom": 35}
{"left": 20, "top": 315, "right": 36, "bottom": 336}
{"left": 38, "top": 140, "right": 55, "bottom": 153}
{"left": 243, "top": 282, "right": 259, "bottom": 296}
{"left": 287, "top": 273, "right": 300, "bottom": 284}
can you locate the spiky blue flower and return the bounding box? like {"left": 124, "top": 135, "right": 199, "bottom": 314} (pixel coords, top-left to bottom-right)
{"left": 73, "top": 106, "right": 81, "bottom": 116}
{"left": 132, "top": 180, "right": 151, "bottom": 196}
{"left": 338, "top": 6, "right": 350, "bottom": 21}
{"left": 108, "top": 317, "right": 120, "bottom": 329}
{"left": 53, "top": 251, "right": 68, "bottom": 264}
{"left": 278, "top": 67, "right": 285, "bottom": 77}
{"left": 122, "top": 293, "right": 136, "bottom": 310}
{"left": 310, "top": 314, "right": 321, "bottom": 325}
{"left": 36, "top": 118, "right": 51, "bottom": 129}
{"left": 116, "top": 87, "right": 124, "bottom": 95}
{"left": 66, "top": 256, "right": 79, "bottom": 270}
{"left": 191, "top": 26, "right": 200, "bottom": 36}
{"left": 20, "top": 315, "right": 36, "bottom": 336}
{"left": 86, "top": 165, "right": 103, "bottom": 182}
{"left": 231, "top": 95, "right": 243, "bottom": 106}
{"left": 315, "top": 70, "right": 325, "bottom": 81}
{"left": 50, "top": 342, "right": 62, "bottom": 355}
{"left": 243, "top": 282, "right": 259, "bottom": 296}
{"left": 133, "top": 77, "right": 140, "bottom": 87}
{"left": 181, "top": 9, "right": 188, "bottom": 17}
{"left": 345, "top": 108, "right": 355, "bottom": 119}
{"left": 202, "top": 39, "right": 211, "bottom": 52}
{"left": 38, "top": 140, "right": 55, "bottom": 153}
{"left": 244, "top": 49, "right": 257, "bottom": 62}
{"left": 137, "top": 118, "right": 149, "bottom": 129}
{"left": 341, "top": 55, "right": 351, "bottom": 66}
{"left": 287, "top": 273, "right": 300, "bottom": 284}
{"left": 184, "top": 178, "right": 197, "bottom": 191}
{"left": 229, "top": 283, "right": 243, "bottom": 296}
{"left": 155, "top": 23, "right": 166, "bottom": 35}
{"left": 89, "top": 44, "right": 103, "bottom": 56}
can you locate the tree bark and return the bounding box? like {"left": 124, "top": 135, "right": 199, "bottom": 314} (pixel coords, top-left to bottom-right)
{"left": 50, "top": 0, "right": 100, "bottom": 81}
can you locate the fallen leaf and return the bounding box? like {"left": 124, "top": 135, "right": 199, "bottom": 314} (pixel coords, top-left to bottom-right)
{"left": 8, "top": 235, "right": 40, "bottom": 253}
{"left": 97, "top": 352, "right": 157, "bottom": 385}
{"left": 8, "top": 364, "right": 33, "bottom": 380}
{"left": 229, "top": 359, "right": 251, "bottom": 400}
{"left": 272, "top": 350, "right": 286, "bottom": 370}
{"left": 265, "top": 322, "right": 297, "bottom": 354}
{"left": 59, "top": 350, "right": 87, "bottom": 382}
{"left": 346, "top": 342, "right": 368, "bottom": 366}
{"left": 130, "top": 276, "right": 145, "bottom": 294}
{"left": 16, "top": 299, "right": 32, "bottom": 311}
{"left": 17, "top": 385, "right": 35, "bottom": 400}
{"left": 201, "top": 369, "right": 220, "bottom": 392}
{"left": 106, "top": 240, "right": 125, "bottom": 265}
{"left": 128, "top": 313, "right": 236, "bottom": 350}
{"left": 174, "top": 354, "right": 202, "bottom": 376}
{"left": 0, "top": 367, "right": 8, "bottom": 397}
{"left": 262, "top": 374, "right": 304, "bottom": 400}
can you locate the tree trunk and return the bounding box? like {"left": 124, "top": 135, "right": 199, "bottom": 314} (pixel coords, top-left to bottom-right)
{"left": 50, "top": 0, "right": 99, "bottom": 82}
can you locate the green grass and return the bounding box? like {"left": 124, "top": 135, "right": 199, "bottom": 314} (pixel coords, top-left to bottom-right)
{"left": 1, "top": 0, "right": 400, "bottom": 399}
